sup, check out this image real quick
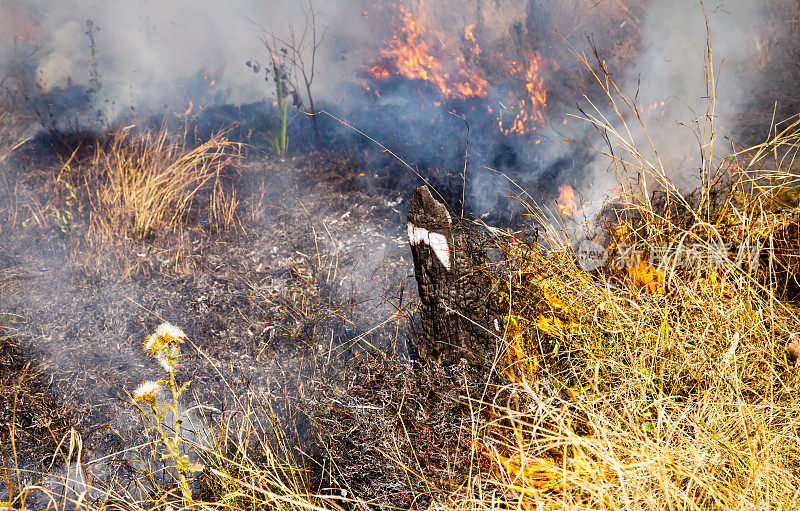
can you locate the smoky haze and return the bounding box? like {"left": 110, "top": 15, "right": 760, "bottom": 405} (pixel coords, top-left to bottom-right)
{"left": 577, "top": 0, "right": 771, "bottom": 214}
{"left": 0, "top": 0, "right": 793, "bottom": 495}
{"left": 0, "top": 0, "right": 791, "bottom": 216}
{"left": 0, "top": 0, "right": 379, "bottom": 120}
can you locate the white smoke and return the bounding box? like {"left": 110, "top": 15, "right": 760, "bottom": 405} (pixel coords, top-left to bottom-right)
{"left": 0, "top": 0, "right": 378, "bottom": 120}
{"left": 577, "top": 0, "right": 769, "bottom": 210}
{"left": 0, "top": 0, "right": 786, "bottom": 203}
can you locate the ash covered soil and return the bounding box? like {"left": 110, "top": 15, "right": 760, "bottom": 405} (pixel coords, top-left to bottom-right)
{"left": 0, "top": 142, "right": 443, "bottom": 502}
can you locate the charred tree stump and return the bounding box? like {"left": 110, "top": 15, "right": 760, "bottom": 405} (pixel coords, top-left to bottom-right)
{"left": 407, "top": 186, "right": 501, "bottom": 370}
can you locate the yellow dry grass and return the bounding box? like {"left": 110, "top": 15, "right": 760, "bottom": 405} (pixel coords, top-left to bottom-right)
{"left": 433, "top": 25, "right": 800, "bottom": 509}
{"left": 79, "top": 125, "right": 241, "bottom": 241}
{"left": 4, "top": 8, "right": 800, "bottom": 510}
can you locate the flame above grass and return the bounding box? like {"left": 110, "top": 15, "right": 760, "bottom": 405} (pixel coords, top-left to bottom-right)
{"left": 557, "top": 185, "right": 577, "bottom": 216}
{"left": 368, "top": 9, "right": 488, "bottom": 99}
{"left": 367, "top": 6, "right": 549, "bottom": 136}
{"left": 499, "top": 50, "right": 548, "bottom": 135}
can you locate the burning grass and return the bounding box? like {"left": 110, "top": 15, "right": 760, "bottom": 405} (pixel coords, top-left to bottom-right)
{"left": 5, "top": 118, "right": 800, "bottom": 511}
{"left": 464, "top": 237, "right": 800, "bottom": 508}
{"left": 3, "top": 7, "right": 800, "bottom": 510}
{"left": 432, "top": 34, "right": 800, "bottom": 508}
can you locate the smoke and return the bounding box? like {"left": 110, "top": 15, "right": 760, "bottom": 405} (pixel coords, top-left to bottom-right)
{"left": 0, "top": 0, "right": 794, "bottom": 492}
{"left": 572, "top": 1, "right": 772, "bottom": 216}
{"left": 0, "top": 0, "right": 377, "bottom": 121}
{"left": 0, "top": 0, "right": 790, "bottom": 215}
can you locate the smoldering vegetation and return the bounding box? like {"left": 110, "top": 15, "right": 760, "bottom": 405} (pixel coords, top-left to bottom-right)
{"left": 0, "top": 0, "right": 799, "bottom": 510}
{"left": 3, "top": 1, "right": 795, "bottom": 215}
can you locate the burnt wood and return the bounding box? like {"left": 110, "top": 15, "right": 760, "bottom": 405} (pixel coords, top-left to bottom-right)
{"left": 407, "top": 186, "right": 501, "bottom": 369}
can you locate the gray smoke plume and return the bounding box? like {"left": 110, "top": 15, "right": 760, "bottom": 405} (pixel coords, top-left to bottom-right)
{"left": 0, "top": 0, "right": 790, "bottom": 216}
{"left": 572, "top": 0, "right": 772, "bottom": 217}
{"left": 0, "top": 0, "right": 378, "bottom": 122}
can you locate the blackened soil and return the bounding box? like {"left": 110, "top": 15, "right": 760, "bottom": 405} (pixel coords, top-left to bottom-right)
{"left": 0, "top": 336, "right": 74, "bottom": 474}
{"left": 0, "top": 147, "right": 424, "bottom": 498}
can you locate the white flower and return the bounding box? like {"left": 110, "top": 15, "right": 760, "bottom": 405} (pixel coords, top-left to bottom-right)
{"left": 133, "top": 381, "right": 161, "bottom": 405}
{"left": 155, "top": 353, "right": 172, "bottom": 372}
{"left": 143, "top": 323, "right": 186, "bottom": 371}
{"left": 143, "top": 333, "right": 158, "bottom": 354}
{"left": 154, "top": 323, "right": 187, "bottom": 344}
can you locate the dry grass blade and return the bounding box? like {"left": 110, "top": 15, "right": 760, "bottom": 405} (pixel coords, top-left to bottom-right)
{"left": 83, "top": 125, "right": 242, "bottom": 240}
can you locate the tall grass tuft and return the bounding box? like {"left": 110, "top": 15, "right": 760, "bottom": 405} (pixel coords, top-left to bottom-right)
{"left": 81, "top": 124, "right": 241, "bottom": 240}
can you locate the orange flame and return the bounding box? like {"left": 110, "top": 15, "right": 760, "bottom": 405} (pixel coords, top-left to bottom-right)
{"left": 1, "top": 5, "right": 39, "bottom": 45}
{"left": 626, "top": 257, "right": 666, "bottom": 294}
{"left": 557, "top": 185, "right": 577, "bottom": 216}
{"left": 475, "top": 441, "right": 562, "bottom": 495}
{"left": 183, "top": 100, "right": 194, "bottom": 117}
{"left": 368, "top": 9, "right": 488, "bottom": 99}
{"left": 464, "top": 24, "right": 480, "bottom": 56}
{"left": 369, "top": 66, "right": 390, "bottom": 79}
{"left": 499, "top": 51, "right": 547, "bottom": 135}
{"left": 368, "top": 7, "right": 548, "bottom": 134}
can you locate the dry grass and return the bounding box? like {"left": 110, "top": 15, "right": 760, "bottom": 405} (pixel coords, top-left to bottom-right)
{"left": 75, "top": 125, "right": 242, "bottom": 241}
{"left": 447, "top": 245, "right": 800, "bottom": 509}
{"left": 4, "top": 121, "right": 242, "bottom": 254}
{"left": 410, "top": 29, "right": 800, "bottom": 510}
{"left": 5, "top": 138, "right": 800, "bottom": 510}
{"left": 18, "top": 123, "right": 247, "bottom": 276}
{"left": 0, "top": 100, "right": 31, "bottom": 233}
{"left": 4, "top": 9, "right": 800, "bottom": 511}
{"left": 1, "top": 354, "right": 349, "bottom": 511}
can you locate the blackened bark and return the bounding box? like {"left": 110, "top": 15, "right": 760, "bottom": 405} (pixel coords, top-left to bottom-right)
{"left": 407, "top": 186, "right": 501, "bottom": 369}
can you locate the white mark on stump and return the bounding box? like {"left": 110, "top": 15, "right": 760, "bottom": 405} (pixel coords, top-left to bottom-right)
{"left": 427, "top": 232, "right": 450, "bottom": 270}
{"left": 407, "top": 222, "right": 420, "bottom": 245}
{"left": 407, "top": 222, "right": 451, "bottom": 270}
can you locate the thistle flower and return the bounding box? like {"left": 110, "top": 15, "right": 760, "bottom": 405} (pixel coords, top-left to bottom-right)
{"left": 156, "top": 322, "right": 187, "bottom": 343}
{"left": 143, "top": 322, "right": 186, "bottom": 356}
{"left": 133, "top": 381, "right": 161, "bottom": 406}
{"left": 143, "top": 333, "right": 159, "bottom": 355}
{"left": 155, "top": 352, "right": 171, "bottom": 372}
{"left": 143, "top": 323, "right": 186, "bottom": 372}
{"left": 155, "top": 344, "right": 181, "bottom": 372}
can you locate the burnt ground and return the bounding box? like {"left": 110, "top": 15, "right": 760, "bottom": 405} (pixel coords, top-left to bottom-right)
{"left": 0, "top": 143, "right": 455, "bottom": 505}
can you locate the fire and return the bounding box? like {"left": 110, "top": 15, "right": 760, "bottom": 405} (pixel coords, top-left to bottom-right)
{"left": 368, "top": 9, "right": 488, "bottom": 99}
{"left": 1, "top": 5, "right": 39, "bottom": 46}
{"left": 626, "top": 256, "right": 666, "bottom": 295}
{"left": 611, "top": 222, "right": 666, "bottom": 294}
{"left": 367, "top": 6, "right": 548, "bottom": 135}
{"left": 476, "top": 442, "right": 562, "bottom": 495}
{"left": 498, "top": 51, "right": 547, "bottom": 135}
{"left": 557, "top": 185, "right": 577, "bottom": 216}
{"left": 368, "top": 66, "right": 390, "bottom": 79}
{"left": 464, "top": 24, "right": 480, "bottom": 56}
